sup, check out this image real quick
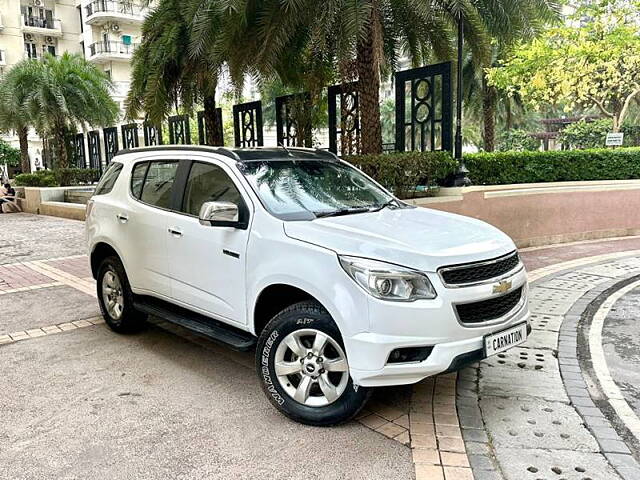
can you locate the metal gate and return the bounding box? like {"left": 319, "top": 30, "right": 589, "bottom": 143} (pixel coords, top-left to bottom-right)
{"left": 88, "top": 130, "right": 102, "bottom": 173}
{"left": 197, "top": 109, "right": 223, "bottom": 145}
{"left": 121, "top": 123, "right": 139, "bottom": 149}
{"left": 168, "top": 115, "right": 191, "bottom": 144}
{"left": 143, "top": 123, "right": 163, "bottom": 146}
{"left": 275, "top": 93, "right": 312, "bottom": 147}
{"left": 233, "top": 101, "right": 263, "bottom": 148}
{"left": 103, "top": 127, "right": 119, "bottom": 164}
{"left": 394, "top": 62, "right": 452, "bottom": 152}
{"left": 72, "top": 133, "right": 86, "bottom": 168}
{"left": 328, "top": 82, "right": 360, "bottom": 155}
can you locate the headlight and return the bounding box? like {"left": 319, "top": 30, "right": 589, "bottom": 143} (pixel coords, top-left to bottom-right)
{"left": 338, "top": 255, "right": 437, "bottom": 301}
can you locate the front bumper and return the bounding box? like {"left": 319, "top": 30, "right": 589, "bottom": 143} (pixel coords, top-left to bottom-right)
{"left": 346, "top": 266, "right": 530, "bottom": 387}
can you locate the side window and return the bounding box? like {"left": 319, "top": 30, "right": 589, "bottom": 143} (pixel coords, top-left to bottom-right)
{"left": 182, "top": 162, "right": 243, "bottom": 216}
{"left": 130, "top": 161, "right": 148, "bottom": 199}
{"left": 94, "top": 162, "right": 123, "bottom": 195}
{"left": 140, "top": 161, "right": 179, "bottom": 209}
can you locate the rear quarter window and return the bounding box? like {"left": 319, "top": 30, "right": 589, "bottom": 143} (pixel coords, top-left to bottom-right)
{"left": 94, "top": 162, "right": 123, "bottom": 196}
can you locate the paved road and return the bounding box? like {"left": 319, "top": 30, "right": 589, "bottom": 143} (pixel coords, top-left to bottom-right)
{"left": 603, "top": 287, "right": 640, "bottom": 422}
{"left": 0, "top": 213, "right": 414, "bottom": 480}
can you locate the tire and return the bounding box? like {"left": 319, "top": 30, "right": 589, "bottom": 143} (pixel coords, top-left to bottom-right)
{"left": 255, "top": 300, "right": 371, "bottom": 426}
{"left": 96, "top": 255, "right": 147, "bottom": 333}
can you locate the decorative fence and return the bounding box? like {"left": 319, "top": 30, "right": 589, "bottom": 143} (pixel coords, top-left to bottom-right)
{"left": 62, "top": 62, "right": 453, "bottom": 172}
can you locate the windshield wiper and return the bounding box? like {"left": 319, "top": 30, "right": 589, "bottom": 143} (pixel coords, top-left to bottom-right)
{"left": 314, "top": 207, "right": 372, "bottom": 218}
{"left": 369, "top": 199, "right": 401, "bottom": 212}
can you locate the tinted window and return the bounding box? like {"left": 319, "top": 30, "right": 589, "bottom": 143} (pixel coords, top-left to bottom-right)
{"left": 130, "top": 161, "right": 148, "bottom": 199}
{"left": 182, "top": 162, "right": 243, "bottom": 216}
{"left": 94, "top": 162, "right": 123, "bottom": 195}
{"left": 140, "top": 161, "right": 178, "bottom": 209}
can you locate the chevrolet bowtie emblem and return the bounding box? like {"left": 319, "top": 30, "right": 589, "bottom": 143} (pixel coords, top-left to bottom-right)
{"left": 493, "top": 280, "right": 512, "bottom": 294}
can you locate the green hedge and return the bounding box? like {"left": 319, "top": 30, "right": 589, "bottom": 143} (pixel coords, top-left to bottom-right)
{"left": 346, "top": 151, "right": 457, "bottom": 198}
{"left": 464, "top": 148, "right": 640, "bottom": 185}
{"left": 15, "top": 168, "right": 99, "bottom": 187}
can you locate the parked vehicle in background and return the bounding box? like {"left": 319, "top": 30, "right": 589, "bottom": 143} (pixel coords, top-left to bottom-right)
{"left": 86, "top": 146, "right": 530, "bottom": 425}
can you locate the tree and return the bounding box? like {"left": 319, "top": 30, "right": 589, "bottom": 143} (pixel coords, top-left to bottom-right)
{"left": 201, "top": 0, "right": 496, "bottom": 155}
{"left": 0, "top": 59, "right": 42, "bottom": 173}
{"left": 127, "top": 0, "right": 223, "bottom": 145}
{"left": 488, "top": 0, "right": 640, "bottom": 132}
{"left": 0, "top": 139, "right": 21, "bottom": 169}
{"left": 22, "top": 53, "right": 119, "bottom": 169}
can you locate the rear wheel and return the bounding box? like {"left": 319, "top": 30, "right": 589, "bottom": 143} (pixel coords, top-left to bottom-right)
{"left": 97, "top": 256, "right": 147, "bottom": 333}
{"left": 256, "top": 301, "right": 370, "bottom": 426}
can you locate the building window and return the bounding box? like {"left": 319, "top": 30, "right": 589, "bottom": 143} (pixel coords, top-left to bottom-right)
{"left": 25, "top": 42, "right": 37, "bottom": 59}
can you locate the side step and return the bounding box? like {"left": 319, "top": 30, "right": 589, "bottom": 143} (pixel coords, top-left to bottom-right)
{"left": 133, "top": 295, "right": 256, "bottom": 351}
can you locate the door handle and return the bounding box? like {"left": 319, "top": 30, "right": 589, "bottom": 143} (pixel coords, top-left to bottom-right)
{"left": 116, "top": 213, "right": 129, "bottom": 223}
{"left": 168, "top": 227, "right": 183, "bottom": 237}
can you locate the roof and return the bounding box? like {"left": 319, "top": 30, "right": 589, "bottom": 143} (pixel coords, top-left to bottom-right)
{"left": 113, "top": 145, "right": 339, "bottom": 162}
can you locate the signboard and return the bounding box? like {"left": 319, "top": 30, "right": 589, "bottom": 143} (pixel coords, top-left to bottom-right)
{"left": 606, "top": 132, "right": 624, "bottom": 146}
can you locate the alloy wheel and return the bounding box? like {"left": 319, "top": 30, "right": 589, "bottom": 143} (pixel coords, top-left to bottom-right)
{"left": 274, "top": 328, "right": 349, "bottom": 407}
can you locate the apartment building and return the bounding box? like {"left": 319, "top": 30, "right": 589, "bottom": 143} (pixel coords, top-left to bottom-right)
{"left": 0, "top": 0, "right": 147, "bottom": 170}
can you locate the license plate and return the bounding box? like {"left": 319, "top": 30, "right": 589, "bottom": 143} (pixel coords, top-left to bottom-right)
{"left": 484, "top": 322, "right": 528, "bottom": 357}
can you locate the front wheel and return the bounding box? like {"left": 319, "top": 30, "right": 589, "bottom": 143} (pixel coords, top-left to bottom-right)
{"left": 255, "top": 301, "right": 370, "bottom": 426}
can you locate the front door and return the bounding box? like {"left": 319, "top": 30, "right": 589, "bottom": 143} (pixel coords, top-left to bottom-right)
{"left": 167, "top": 159, "right": 252, "bottom": 327}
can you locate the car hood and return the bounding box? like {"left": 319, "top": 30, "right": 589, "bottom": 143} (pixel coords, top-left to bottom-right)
{"left": 284, "top": 207, "right": 516, "bottom": 272}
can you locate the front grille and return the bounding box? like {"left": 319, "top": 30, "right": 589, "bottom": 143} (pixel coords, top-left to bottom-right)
{"left": 439, "top": 251, "right": 520, "bottom": 286}
{"left": 455, "top": 287, "right": 523, "bottom": 324}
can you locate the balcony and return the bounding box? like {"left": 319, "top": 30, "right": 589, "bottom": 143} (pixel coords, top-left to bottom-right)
{"left": 88, "top": 41, "right": 138, "bottom": 63}
{"left": 22, "top": 15, "right": 63, "bottom": 37}
{"left": 85, "top": 1, "right": 145, "bottom": 26}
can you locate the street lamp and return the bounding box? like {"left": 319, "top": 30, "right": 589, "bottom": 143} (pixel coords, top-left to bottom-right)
{"left": 453, "top": 12, "right": 471, "bottom": 186}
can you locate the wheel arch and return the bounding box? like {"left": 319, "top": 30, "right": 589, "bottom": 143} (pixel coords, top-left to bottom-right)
{"left": 252, "top": 283, "right": 328, "bottom": 337}
{"left": 90, "top": 241, "right": 122, "bottom": 280}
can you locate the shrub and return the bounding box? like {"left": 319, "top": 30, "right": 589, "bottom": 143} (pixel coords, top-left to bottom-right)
{"left": 345, "top": 151, "right": 457, "bottom": 198}
{"left": 14, "top": 171, "right": 58, "bottom": 187}
{"left": 497, "top": 129, "right": 540, "bottom": 152}
{"left": 464, "top": 147, "right": 640, "bottom": 185}
{"left": 14, "top": 168, "right": 99, "bottom": 187}
{"left": 557, "top": 119, "right": 612, "bottom": 149}
{"left": 53, "top": 168, "right": 99, "bottom": 186}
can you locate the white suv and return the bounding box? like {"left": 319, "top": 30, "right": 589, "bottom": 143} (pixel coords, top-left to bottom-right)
{"left": 86, "top": 146, "right": 529, "bottom": 425}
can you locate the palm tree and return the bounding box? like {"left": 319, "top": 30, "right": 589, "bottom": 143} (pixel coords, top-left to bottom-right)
{"left": 470, "top": 0, "right": 559, "bottom": 151}
{"left": 126, "top": 0, "right": 223, "bottom": 145}
{"left": 0, "top": 59, "right": 42, "bottom": 173}
{"left": 24, "top": 53, "right": 119, "bottom": 169}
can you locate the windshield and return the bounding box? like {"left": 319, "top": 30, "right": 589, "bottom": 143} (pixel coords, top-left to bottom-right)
{"left": 238, "top": 159, "right": 396, "bottom": 220}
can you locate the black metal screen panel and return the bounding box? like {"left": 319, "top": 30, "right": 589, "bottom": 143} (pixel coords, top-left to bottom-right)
{"left": 73, "top": 133, "right": 86, "bottom": 168}
{"left": 103, "top": 127, "right": 119, "bottom": 164}
{"left": 121, "top": 123, "right": 139, "bottom": 149}
{"left": 328, "top": 82, "right": 360, "bottom": 155}
{"left": 88, "top": 130, "right": 102, "bottom": 173}
{"left": 275, "top": 93, "right": 312, "bottom": 147}
{"left": 233, "top": 101, "right": 263, "bottom": 148}
{"left": 143, "top": 123, "right": 163, "bottom": 146}
{"left": 197, "top": 109, "right": 224, "bottom": 145}
{"left": 394, "top": 62, "right": 452, "bottom": 152}
{"left": 168, "top": 115, "right": 191, "bottom": 145}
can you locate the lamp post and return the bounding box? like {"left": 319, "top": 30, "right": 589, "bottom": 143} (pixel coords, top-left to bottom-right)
{"left": 453, "top": 12, "right": 471, "bottom": 186}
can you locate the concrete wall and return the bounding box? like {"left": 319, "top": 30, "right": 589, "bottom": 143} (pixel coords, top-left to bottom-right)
{"left": 408, "top": 180, "right": 640, "bottom": 248}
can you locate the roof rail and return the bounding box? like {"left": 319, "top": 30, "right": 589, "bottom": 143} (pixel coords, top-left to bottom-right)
{"left": 215, "top": 147, "right": 241, "bottom": 161}
{"left": 313, "top": 148, "right": 340, "bottom": 161}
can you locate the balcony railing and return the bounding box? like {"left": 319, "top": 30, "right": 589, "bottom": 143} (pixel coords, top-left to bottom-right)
{"left": 86, "top": 1, "right": 144, "bottom": 18}
{"left": 89, "top": 41, "right": 138, "bottom": 57}
{"left": 23, "top": 15, "right": 59, "bottom": 30}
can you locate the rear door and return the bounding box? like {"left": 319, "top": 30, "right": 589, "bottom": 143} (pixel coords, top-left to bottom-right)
{"left": 166, "top": 158, "right": 252, "bottom": 327}
{"left": 124, "top": 158, "right": 180, "bottom": 298}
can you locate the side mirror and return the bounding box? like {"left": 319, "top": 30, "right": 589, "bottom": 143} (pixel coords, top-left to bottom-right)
{"left": 199, "top": 201, "right": 241, "bottom": 227}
